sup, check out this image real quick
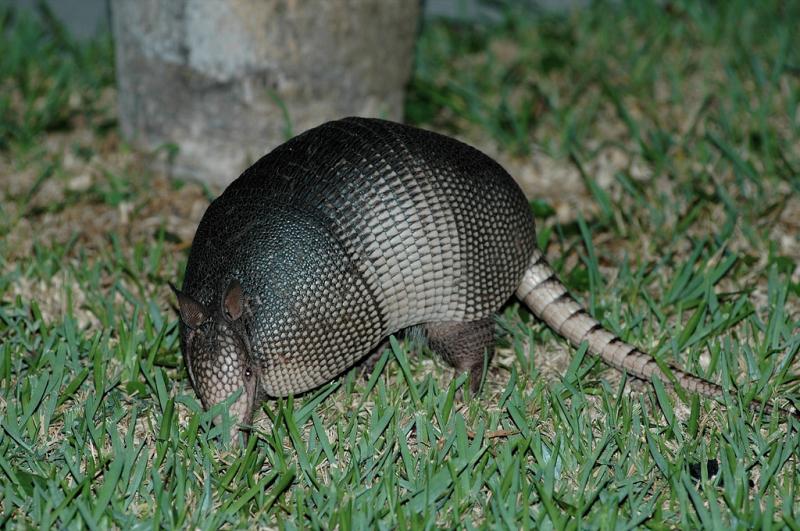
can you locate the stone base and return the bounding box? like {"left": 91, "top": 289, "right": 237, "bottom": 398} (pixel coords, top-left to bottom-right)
{"left": 111, "top": 0, "right": 419, "bottom": 186}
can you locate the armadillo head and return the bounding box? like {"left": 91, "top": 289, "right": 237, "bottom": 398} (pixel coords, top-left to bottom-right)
{"left": 172, "top": 279, "right": 259, "bottom": 443}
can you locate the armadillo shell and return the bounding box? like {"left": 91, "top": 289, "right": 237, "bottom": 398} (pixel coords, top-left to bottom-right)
{"left": 182, "top": 117, "right": 536, "bottom": 396}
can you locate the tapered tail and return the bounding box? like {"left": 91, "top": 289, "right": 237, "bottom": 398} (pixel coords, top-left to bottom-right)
{"left": 515, "top": 249, "right": 774, "bottom": 408}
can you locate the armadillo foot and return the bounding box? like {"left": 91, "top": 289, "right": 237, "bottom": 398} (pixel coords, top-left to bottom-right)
{"left": 424, "top": 317, "right": 496, "bottom": 395}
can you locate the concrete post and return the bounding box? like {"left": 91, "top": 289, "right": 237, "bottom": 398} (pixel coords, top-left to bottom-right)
{"left": 111, "top": 1, "right": 420, "bottom": 185}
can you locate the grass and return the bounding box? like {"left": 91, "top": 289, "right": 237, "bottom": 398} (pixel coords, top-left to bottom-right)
{"left": 1, "top": 0, "right": 800, "bottom": 527}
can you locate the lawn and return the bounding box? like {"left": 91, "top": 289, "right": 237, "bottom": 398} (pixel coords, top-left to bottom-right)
{"left": 1, "top": 0, "right": 799, "bottom": 528}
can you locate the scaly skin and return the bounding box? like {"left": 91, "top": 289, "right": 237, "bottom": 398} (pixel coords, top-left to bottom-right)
{"left": 174, "top": 117, "right": 791, "bottom": 441}
{"left": 517, "top": 249, "right": 727, "bottom": 399}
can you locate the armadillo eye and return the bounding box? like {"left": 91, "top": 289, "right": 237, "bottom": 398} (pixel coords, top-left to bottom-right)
{"left": 244, "top": 368, "right": 252, "bottom": 379}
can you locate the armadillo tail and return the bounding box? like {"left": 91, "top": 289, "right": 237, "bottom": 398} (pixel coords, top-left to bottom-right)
{"left": 515, "top": 249, "right": 727, "bottom": 401}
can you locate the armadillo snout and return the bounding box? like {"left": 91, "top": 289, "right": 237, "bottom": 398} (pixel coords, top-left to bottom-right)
{"left": 175, "top": 280, "right": 259, "bottom": 442}
{"left": 191, "top": 322, "right": 259, "bottom": 442}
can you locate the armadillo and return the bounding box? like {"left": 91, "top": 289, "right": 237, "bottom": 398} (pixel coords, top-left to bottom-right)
{"left": 173, "top": 117, "right": 780, "bottom": 439}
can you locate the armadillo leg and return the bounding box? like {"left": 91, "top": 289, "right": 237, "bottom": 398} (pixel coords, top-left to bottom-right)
{"left": 424, "top": 317, "right": 496, "bottom": 394}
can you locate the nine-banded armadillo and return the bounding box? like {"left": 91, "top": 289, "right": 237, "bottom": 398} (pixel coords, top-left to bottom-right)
{"left": 173, "top": 117, "right": 777, "bottom": 440}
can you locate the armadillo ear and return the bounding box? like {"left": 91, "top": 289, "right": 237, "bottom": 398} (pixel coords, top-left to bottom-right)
{"left": 170, "top": 283, "right": 209, "bottom": 329}
{"left": 222, "top": 279, "right": 244, "bottom": 322}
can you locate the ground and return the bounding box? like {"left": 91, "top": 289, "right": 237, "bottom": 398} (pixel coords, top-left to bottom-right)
{"left": 1, "top": 1, "right": 799, "bottom": 528}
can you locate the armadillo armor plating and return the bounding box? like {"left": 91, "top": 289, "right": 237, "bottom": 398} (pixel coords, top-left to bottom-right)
{"left": 175, "top": 117, "right": 785, "bottom": 441}
{"left": 180, "top": 117, "right": 535, "bottom": 397}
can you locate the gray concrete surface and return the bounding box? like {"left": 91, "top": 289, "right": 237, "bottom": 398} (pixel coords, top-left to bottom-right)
{"left": 111, "top": 0, "right": 420, "bottom": 185}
